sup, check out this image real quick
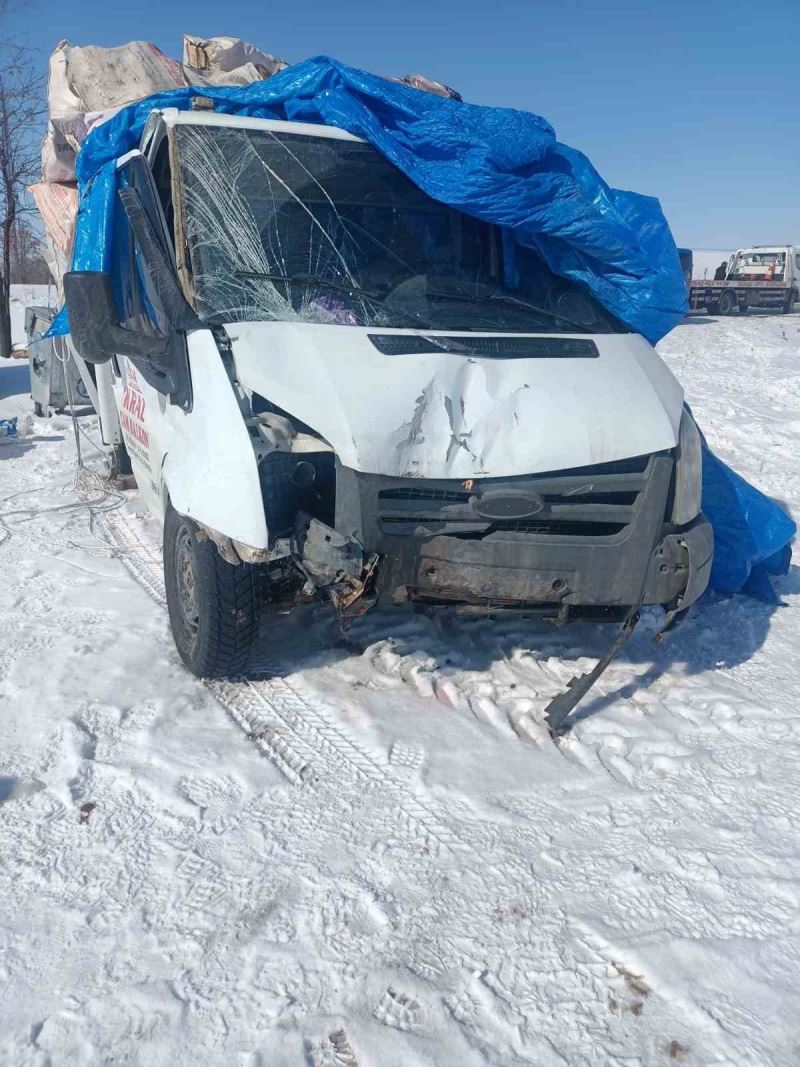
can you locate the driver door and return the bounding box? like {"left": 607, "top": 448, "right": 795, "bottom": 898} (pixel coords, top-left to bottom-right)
{"left": 111, "top": 148, "right": 189, "bottom": 515}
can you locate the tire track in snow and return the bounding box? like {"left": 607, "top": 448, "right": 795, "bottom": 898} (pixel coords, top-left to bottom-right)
{"left": 101, "top": 507, "right": 469, "bottom": 858}
{"left": 99, "top": 504, "right": 790, "bottom": 1067}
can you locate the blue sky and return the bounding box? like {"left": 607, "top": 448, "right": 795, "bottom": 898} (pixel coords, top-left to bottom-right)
{"left": 9, "top": 0, "right": 799, "bottom": 249}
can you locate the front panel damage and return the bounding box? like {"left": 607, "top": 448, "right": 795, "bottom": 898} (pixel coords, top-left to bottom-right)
{"left": 294, "top": 515, "right": 380, "bottom": 617}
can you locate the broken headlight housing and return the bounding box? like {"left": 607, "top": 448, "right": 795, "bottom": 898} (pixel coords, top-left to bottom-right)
{"left": 671, "top": 408, "right": 702, "bottom": 525}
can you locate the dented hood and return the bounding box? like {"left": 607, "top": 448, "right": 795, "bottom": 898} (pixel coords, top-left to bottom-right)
{"left": 226, "top": 323, "right": 684, "bottom": 479}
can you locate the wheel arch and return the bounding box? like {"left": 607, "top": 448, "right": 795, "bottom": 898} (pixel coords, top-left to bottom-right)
{"left": 160, "top": 329, "right": 269, "bottom": 549}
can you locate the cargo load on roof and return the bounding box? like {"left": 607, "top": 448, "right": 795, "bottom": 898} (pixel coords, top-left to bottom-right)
{"left": 35, "top": 36, "right": 460, "bottom": 303}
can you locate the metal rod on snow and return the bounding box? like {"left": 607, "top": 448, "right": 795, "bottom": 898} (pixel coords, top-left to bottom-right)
{"left": 544, "top": 610, "right": 641, "bottom": 736}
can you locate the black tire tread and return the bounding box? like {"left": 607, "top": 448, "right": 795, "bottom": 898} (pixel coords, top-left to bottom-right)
{"left": 112, "top": 443, "right": 133, "bottom": 477}
{"left": 194, "top": 543, "right": 264, "bottom": 676}
{"left": 164, "top": 504, "right": 264, "bottom": 678}
{"left": 716, "top": 290, "right": 737, "bottom": 316}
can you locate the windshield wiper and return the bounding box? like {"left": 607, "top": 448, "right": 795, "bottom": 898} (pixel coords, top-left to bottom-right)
{"left": 425, "top": 288, "right": 590, "bottom": 331}
{"left": 487, "top": 292, "right": 591, "bottom": 331}
{"left": 234, "top": 270, "right": 384, "bottom": 301}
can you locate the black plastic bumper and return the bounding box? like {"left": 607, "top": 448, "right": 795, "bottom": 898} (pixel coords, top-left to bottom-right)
{"left": 335, "top": 456, "right": 713, "bottom": 618}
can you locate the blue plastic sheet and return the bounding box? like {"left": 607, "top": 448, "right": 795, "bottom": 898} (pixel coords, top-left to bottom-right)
{"left": 701, "top": 439, "right": 795, "bottom": 602}
{"left": 51, "top": 54, "right": 794, "bottom": 595}
{"left": 51, "top": 54, "right": 688, "bottom": 343}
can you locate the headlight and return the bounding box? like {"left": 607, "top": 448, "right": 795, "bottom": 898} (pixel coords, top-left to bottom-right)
{"left": 671, "top": 408, "right": 702, "bottom": 524}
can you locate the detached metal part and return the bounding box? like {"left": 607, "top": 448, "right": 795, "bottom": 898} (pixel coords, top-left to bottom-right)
{"left": 545, "top": 610, "right": 641, "bottom": 736}
{"left": 333, "top": 553, "right": 380, "bottom": 617}
{"left": 295, "top": 512, "right": 380, "bottom": 617}
{"left": 296, "top": 513, "right": 362, "bottom": 584}
{"left": 542, "top": 522, "right": 711, "bottom": 734}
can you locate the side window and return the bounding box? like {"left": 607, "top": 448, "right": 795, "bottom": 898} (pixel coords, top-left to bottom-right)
{"left": 795, "top": 255, "right": 800, "bottom": 271}
{"left": 113, "top": 151, "right": 193, "bottom": 408}
{"left": 151, "top": 137, "right": 176, "bottom": 257}
{"left": 117, "top": 154, "right": 174, "bottom": 336}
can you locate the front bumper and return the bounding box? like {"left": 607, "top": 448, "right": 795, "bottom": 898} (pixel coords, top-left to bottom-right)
{"left": 335, "top": 453, "right": 713, "bottom": 618}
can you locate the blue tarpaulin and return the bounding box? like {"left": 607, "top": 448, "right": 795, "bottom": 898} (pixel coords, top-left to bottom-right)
{"left": 51, "top": 54, "right": 794, "bottom": 595}
{"left": 701, "top": 439, "right": 795, "bottom": 602}
{"left": 52, "top": 54, "right": 690, "bottom": 344}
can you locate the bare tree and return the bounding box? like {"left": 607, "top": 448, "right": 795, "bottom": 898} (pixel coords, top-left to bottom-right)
{"left": 0, "top": 43, "right": 44, "bottom": 356}
{"left": 11, "top": 218, "right": 49, "bottom": 283}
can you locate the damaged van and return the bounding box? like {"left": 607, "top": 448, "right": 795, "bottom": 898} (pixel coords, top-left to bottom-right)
{"left": 64, "top": 107, "right": 713, "bottom": 728}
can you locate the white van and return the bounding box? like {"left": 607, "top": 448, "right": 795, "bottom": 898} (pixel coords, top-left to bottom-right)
{"left": 64, "top": 107, "right": 713, "bottom": 727}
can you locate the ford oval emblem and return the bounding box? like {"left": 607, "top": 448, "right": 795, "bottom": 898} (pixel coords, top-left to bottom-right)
{"left": 471, "top": 490, "right": 545, "bottom": 520}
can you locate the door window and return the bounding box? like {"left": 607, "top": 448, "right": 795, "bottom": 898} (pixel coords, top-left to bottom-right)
{"left": 117, "top": 153, "right": 175, "bottom": 337}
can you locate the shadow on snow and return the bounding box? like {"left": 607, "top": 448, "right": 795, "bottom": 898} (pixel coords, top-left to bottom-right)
{"left": 243, "top": 566, "right": 792, "bottom": 727}
{"left": 0, "top": 363, "right": 31, "bottom": 401}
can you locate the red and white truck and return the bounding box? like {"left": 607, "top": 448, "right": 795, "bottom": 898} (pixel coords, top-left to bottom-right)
{"left": 689, "top": 245, "right": 799, "bottom": 315}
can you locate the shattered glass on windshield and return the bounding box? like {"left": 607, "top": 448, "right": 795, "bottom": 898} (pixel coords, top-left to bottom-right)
{"left": 173, "top": 123, "right": 618, "bottom": 334}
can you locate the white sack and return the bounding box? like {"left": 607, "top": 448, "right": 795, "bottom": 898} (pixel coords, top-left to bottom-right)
{"left": 48, "top": 38, "right": 185, "bottom": 115}
{"left": 41, "top": 120, "right": 76, "bottom": 184}
{"left": 182, "top": 34, "right": 286, "bottom": 77}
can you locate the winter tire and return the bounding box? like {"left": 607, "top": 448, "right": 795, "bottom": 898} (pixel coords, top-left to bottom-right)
{"left": 163, "top": 502, "right": 264, "bottom": 678}
{"left": 716, "top": 289, "right": 737, "bottom": 316}
{"left": 111, "top": 442, "right": 133, "bottom": 477}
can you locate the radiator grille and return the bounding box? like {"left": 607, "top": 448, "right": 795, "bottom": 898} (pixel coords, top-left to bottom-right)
{"left": 377, "top": 454, "right": 657, "bottom": 539}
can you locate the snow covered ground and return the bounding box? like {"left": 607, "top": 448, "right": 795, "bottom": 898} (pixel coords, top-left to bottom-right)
{"left": 1, "top": 295, "right": 799, "bottom": 1066}
{"left": 8, "top": 284, "right": 52, "bottom": 347}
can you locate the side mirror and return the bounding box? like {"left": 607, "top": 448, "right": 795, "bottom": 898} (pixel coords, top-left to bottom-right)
{"left": 63, "top": 271, "right": 169, "bottom": 366}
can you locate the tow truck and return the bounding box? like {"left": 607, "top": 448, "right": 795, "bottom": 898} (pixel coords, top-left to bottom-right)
{"left": 690, "top": 246, "right": 799, "bottom": 315}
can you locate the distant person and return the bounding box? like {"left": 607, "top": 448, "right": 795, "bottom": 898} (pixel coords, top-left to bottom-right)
{"left": 714, "top": 261, "right": 728, "bottom": 280}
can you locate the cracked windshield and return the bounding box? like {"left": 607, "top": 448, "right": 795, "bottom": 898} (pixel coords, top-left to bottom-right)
{"left": 173, "top": 123, "right": 615, "bottom": 333}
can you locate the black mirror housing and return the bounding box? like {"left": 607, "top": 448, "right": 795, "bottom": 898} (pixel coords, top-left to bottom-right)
{"left": 62, "top": 271, "right": 116, "bottom": 364}
{"left": 63, "top": 271, "right": 169, "bottom": 365}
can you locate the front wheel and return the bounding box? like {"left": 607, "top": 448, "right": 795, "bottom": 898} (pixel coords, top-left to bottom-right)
{"left": 163, "top": 503, "right": 264, "bottom": 678}
{"left": 111, "top": 442, "right": 132, "bottom": 478}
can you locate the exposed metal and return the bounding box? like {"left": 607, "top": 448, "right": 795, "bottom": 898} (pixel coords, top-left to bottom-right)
{"left": 545, "top": 609, "right": 642, "bottom": 735}
{"left": 26, "top": 307, "right": 91, "bottom": 415}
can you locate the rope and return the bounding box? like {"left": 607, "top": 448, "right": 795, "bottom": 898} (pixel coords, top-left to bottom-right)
{"left": 56, "top": 334, "right": 83, "bottom": 469}
{"left": 0, "top": 338, "right": 124, "bottom": 548}
{"left": 0, "top": 338, "right": 155, "bottom": 571}
{"left": 0, "top": 480, "right": 122, "bottom": 548}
